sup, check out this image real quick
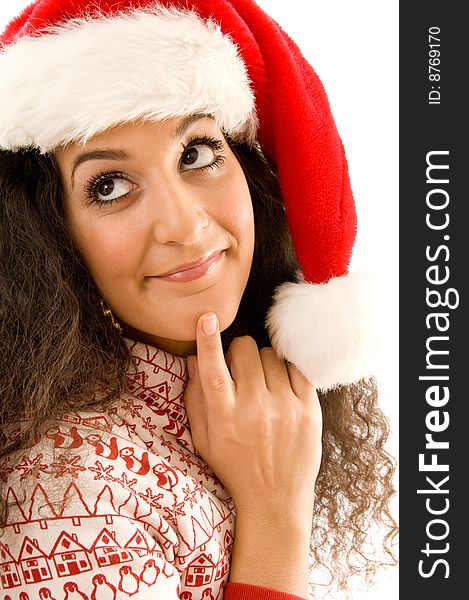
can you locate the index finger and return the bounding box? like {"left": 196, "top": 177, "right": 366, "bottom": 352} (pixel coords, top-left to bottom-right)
{"left": 196, "top": 313, "right": 234, "bottom": 401}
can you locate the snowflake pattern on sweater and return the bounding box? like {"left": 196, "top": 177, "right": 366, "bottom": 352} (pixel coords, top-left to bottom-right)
{"left": 1, "top": 339, "right": 235, "bottom": 599}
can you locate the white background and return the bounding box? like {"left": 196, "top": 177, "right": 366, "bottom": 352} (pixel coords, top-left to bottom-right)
{"left": 239, "top": 4, "right": 400, "bottom": 596}
{"left": 1, "top": 1, "right": 399, "bottom": 598}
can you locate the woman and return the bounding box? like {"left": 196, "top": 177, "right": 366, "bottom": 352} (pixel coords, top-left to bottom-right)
{"left": 0, "top": 1, "right": 397, "bottom": 598}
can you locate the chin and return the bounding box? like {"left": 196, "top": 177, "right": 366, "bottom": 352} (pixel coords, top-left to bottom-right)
{"left": 123, "top": 292, "right": 243, "bottom": 345}
{"left": 174, "top": 300, "right": 240, "bottom": 340}
{"left": 209, "top": 299, "right": 240, "bottom": 332}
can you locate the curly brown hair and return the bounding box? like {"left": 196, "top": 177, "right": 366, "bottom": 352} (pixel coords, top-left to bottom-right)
{"left": 0, "top": 140, "right": 397, "bottom": 594}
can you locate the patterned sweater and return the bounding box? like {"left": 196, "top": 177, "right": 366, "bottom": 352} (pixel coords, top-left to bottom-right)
{"left": 1, "top": 339, "right": 304, "bottom": 600}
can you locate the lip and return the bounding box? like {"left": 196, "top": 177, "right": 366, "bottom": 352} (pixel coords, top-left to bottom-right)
{"left": 154, "top": 250, "right": 225, "bottom": 283}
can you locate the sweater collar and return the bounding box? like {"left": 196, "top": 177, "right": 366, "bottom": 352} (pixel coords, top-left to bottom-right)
{"left": 123, "top": 337, "right": 188, "bottom": 412}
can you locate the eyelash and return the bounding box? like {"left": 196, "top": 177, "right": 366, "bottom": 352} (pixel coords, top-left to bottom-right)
{"left": 84, "top": 170, "right": 132, "bottom": 207}
{"left": 182, "top": 135, "right": 226, "bottom": 171}
{"left": 84, "top": 135, "right": 227, "bottom": 207}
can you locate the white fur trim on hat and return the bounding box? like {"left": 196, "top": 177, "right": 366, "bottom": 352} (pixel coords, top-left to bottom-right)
{"left": 266, "top": 270, "right": 380, "bottom": 391}
{"left": 0, "top": 7, "right": 256, "bottom": 152}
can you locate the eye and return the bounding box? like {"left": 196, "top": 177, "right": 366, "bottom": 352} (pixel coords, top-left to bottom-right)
{"left": 85, "top": 172, "right": 137, "bottom": 206}
{"left": 95, "top": 176, "right": 134, "bottom": 202}
{"left": 180, "top": 144, "right": 218, "bottom": 171}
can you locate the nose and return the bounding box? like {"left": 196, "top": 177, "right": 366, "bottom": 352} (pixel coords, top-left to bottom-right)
{"left": 148, "top": 177, "right": 210, "bottom": 245}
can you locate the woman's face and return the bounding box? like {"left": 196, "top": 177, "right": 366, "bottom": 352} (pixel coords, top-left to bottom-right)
{"left": 56, "top": 116, "right": 255, "bottom": 355}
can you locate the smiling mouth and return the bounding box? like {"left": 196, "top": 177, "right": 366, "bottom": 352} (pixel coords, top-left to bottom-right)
{"left": 153, "top": 250, "right": 225, "bottom": 283}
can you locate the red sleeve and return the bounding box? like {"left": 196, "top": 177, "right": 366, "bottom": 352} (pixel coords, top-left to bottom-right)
{"left": 224, "top": 582, "right": 307, "bottom": 600}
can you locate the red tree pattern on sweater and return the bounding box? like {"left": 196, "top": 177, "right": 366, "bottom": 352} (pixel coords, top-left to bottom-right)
{"left": 1, "top": 340, "right": 235, "bottom": 599}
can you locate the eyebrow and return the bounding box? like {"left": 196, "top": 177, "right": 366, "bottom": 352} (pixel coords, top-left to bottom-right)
{"left": 172, "top": 113, "right": 213, "bottom": 140}
{"left": 69, "top": 114, "right": 214, "bottom": 188}
{"left": 70, "top": 148, "right": 133, "bottom": 189}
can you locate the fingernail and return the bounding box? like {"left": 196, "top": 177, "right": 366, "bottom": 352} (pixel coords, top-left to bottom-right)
{"left": 202, "top": 314, "right": 217, "bottom": 336}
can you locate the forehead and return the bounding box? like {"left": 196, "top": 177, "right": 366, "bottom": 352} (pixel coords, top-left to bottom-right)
{"left": 56, "top": 115, "right": 218, "bottom": 161}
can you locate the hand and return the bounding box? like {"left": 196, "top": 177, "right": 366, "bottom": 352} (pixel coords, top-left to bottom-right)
{"left": 184, "top": 312, "right": 322, "bottom": 521}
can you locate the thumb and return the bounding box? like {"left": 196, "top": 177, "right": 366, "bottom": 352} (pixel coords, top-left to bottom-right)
{"left": 184, "top": 355, "right": 207, "bottom": 453}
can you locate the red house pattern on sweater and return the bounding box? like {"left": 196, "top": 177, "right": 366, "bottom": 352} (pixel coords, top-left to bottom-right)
{"left": 1, "top": 339, "right": 235, "bottom": 599}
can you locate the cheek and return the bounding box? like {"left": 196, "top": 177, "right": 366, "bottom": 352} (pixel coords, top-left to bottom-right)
{"left": 64, "top": 208, "right": 138, "bottom": 285}
{"left": 220, "top": 171, "right": 255, "bottom": 249}
{"left": 235, "top": 203, "right": 255, "bottom": 264}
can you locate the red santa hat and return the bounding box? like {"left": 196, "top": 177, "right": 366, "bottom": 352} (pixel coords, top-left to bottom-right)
{"left": 0, "top": 0, "right": 378, "bottom": 390}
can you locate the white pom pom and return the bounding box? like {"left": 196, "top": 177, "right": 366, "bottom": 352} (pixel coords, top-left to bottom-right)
{"left": 266, "top": 271, "right": 380, "bottom": 391}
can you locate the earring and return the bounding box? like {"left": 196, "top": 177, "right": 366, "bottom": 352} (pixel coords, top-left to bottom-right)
{"left": 100, "top": 299, "right": 123, "bottom": 334}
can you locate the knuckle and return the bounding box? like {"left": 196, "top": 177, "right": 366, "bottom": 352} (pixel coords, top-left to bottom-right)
{"left": 203, "top": 337, "right": 221, "bottom": 355}
{"left": 245, "top": 360, "right": 263, "bottom": 379}
{"left": 250, "top": 395, "right": 273, "bottom": 425}
{"left": 302, "top": 402, "right": 323, "bottom": 429}
{"left": 294, "top": 375, "right": 314, "bottom": 394}
{"left": 207, "top": 373, "right": 228, "bottom": 392}
{"left": 260, "top": 346, "right": 284, "bottom": 368}
{"left": 266, "top": 358, "right": 288, "bottom": 379}
{"left": 229, "top": 335, "right": 257, "bottom": 355}
{"left": 281, "top": 396, "right": 299, "bottom": 418}
{"left": 259, "top": 346, "right": 276, "bottom": 358}
{"left": 302, "top": 385, "right": 320, "bottom": 404}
